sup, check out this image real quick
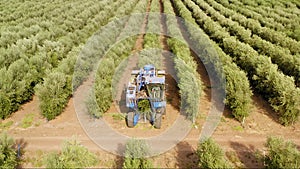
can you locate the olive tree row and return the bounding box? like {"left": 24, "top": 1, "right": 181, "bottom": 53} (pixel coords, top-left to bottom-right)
{"left": 171, "top": 0, "right": 253, "bottom": 122}
{"left": 181, "top": 0, "right": 300, "bottom": 125}
{"left": 164, "top": 0, "right": 202, "bottom": 123}
{"left": 36, "top": 0, "right": 138, "bottom": 120}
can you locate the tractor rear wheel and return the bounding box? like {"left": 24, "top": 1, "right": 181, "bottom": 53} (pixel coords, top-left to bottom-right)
{"left": 160, "top": 107, "right": 166, "bottom": 115}
{"left": 126, "top": 112, "right": 134, "bottom": 128}
{"left": 154, "top": 113, "right": 162, "bottom": 129}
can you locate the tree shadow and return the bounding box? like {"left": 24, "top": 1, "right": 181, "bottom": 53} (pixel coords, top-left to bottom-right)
{"left": 118, "top": 84, "right": 128, "bottom": 114}
{"left": 165, "top": 73, "right": 180, "bottom": 110}
{"left": 229, "top": 141, "right": 264, "bottom": 168}
{"left": 175, "top": 141, "right": 199, "bottom": 169}
{"left": 14, "top": 138, "right": 28, "bottom": 169}
{"left": 114, "top": 143, "right": 125, "bottom": 168}
{"left": 251, "top": 92, "right": 280, "bottom": 124}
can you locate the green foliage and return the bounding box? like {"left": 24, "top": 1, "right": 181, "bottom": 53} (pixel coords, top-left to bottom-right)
{"left": 93, "top": 0, "right": 148, "bottom": 118}
{"left": 94, "top": 57, "right": 115, "bottom": 115}
{"left": 232, "top": 125, "right": 244, "bottom": 132}
{"left": 172, "top": 0, "right": 252, "bottom": 122}
{"left": 123, "top": 138, "right": 153, "bottom": 169}
{"left": 223, "top": 37, "right": 300, "bottom": 125}
{"left": 289, "top": 26, "right": 300, "bottom": 41}
{"left": 21, "top": 113, "right": 35, "bottom": 128}
{"left": 86, "top": 91, "right": 102, "bottom": 118}
{"left": 178, "top": 0, "right": 300, "bottom": 125}
{"left": 0, "top": 133, "right": 18, "bottom": 168}
{"left": 209, "top": 0, "right": 300, "bottom": 55}
{"left": 215, "top": 44, "right": 252, "bottom": 121}
{"left": 0, "top": 121, "right": 14, "bottom": 130}
{"left": 226, "top": 151, "right": 244, "bottom": 168}
{"left": 164, "top": 2, "right": 202, "bottom": 123}
{"left": 0, "top": 58, "right": 34, "bottom": 119}
{"left": 0, "top": 0, "right": 139, "bottom": 120}
{"left": 138, "top": 49, "right": 162, "bottom": 69}
{"left": 196, "top": 138, "right": 232, "bottom": 168}
{"left": 25, "top": 150, "right": 45, "bottom": 167}
{"left": 36, "top": 72, "right": 72, "bottom": 120}
{"left": 0, "top": 92, "right": 12, "bottom": 119}
{"left": 265, "top": 136, "right": 300, "bottom": 169}
{"left": 94, "top": 42, "right": 137, "bottom": 112}
{"left": 43, "top": 139, "right": 98, "bottom": 168}
{"left": 112, "top": 113, "right": 125, "bottom": 121}
{"left": 138, "top": 99, "right": 151, "bottom": 113}
{"left": 198, "top": 0, "right": 300, "bottom": 85}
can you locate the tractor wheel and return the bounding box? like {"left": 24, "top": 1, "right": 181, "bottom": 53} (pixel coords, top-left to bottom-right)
{"left": 161, "top": 107, "right": 166, "bottom": 115}
{"left": 154, "top": 113, "right": 162, "bottom": 129}
{"left": 126, "top": 112, "right": 134, "bottom": 128}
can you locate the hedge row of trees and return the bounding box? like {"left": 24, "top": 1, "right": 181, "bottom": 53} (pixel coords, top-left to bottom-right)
{"left": 217, "top": 0, "right": 300, "bottom": 41}
{"left": 122, "top": 136, "right": 300, "bottom": 168}
{"left": 0, "top": 0, "right": 102, "bottom": 66}
{"left": 197, "top": 136, "right": 300, "bottom": 169}
{"left": 195, "top": 0, "right": 300, "bottom": 85}
{"left": 171, "top": 0, "right": 252, "bottom": 121}
{"left": 215, "top": 0, "right": 286, "bottom": 32}
{"left": 217, "top": 0, "right": 298, "bottom": 29}
{"left": 206, "top": 0, "right": 300, "bottom": 55}
{"left": 3, "top": 133, "right": 299, "bottom": 168}
{"left": 36, "top": 0, "right": 139, "bottom": 120}
{"left": 239, "top": 0, "right": 300, "bottom": 20}
{"left": 231, "top": 0, "right": 300, "bottom": 20}
{"left": 89, "top": 0, "right": 148, "bottom": 118}
{"left": 0, "top": 0, "right": 130, "bottom": 119}
{"left": 11, "top": 0, "right": 117, "bottom": 39}
{"left": 163, "top": 0, "right": 202, "bottom": 123}
{"left": 140, "top": 0, "right": 163, "bottom": 69}
{"left": 0, "top": 0, "right": 92, "bottom": 28}
{"left": 181, "top": 0, "right": 300, "bottom": 125}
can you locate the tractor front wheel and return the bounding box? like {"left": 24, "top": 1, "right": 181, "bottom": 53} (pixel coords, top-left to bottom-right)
{"left": 154, "top": 113, "right": 162, "bottom": 129}
{"left": 126, "top": 112, "right": 134, "bottom": 128}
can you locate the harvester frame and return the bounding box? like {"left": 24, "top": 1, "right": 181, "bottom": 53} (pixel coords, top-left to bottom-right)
{"left": 125, "top": 64, "right": 166, "bottom": 129}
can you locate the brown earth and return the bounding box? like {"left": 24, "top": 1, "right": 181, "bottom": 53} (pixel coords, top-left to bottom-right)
{"left": 1, "top": 0, "right": 300, "bottom": 168}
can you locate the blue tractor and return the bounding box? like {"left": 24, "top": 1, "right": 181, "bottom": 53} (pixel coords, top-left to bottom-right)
{"left": 125, "top": 64, "right": 166, "bottom": 129}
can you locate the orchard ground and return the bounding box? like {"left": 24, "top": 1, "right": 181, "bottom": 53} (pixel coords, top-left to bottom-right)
{"left": 1, "top": 70, "right": 300, "bottom": 168}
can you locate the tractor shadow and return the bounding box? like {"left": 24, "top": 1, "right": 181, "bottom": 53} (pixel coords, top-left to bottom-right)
{"left": 118, "top": 85, "right": 128, "bottom": 114}
{"left": 165, "top": 73, "right": 180, "bottom": 111}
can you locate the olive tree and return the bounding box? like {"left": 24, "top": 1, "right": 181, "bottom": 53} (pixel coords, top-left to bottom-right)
{"left": 123, "top": 138, "right": 153, "bottom": 169}
{"left": 196, "top": 138, "right": 232, "bottom": 168}
{"left": 0, "top": 133, "right": 18, "bottom": 168}
{"left": 264, "top": 136, "right": 300, "bottom": 169}
{"left": 43, "top": 139, "right": 98, "bottom": 168}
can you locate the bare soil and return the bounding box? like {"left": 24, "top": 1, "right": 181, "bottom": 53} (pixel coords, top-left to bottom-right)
{"left": 1, "top": 0, "right": 300, "bottom": 168}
